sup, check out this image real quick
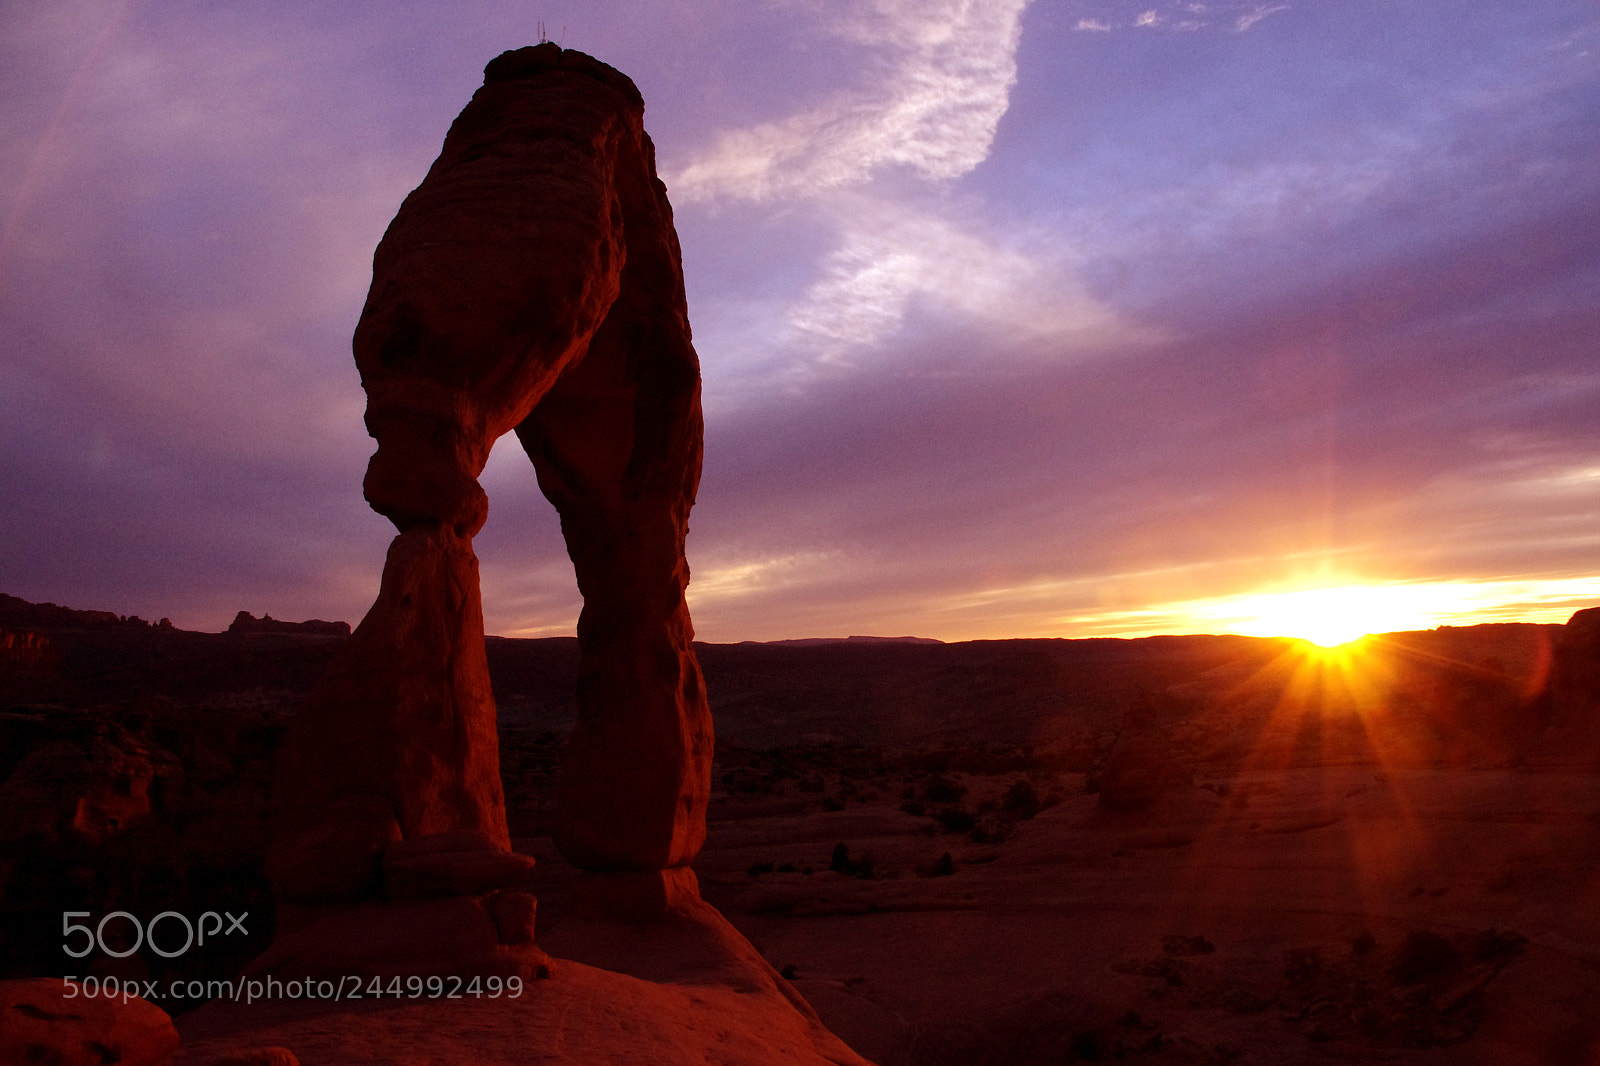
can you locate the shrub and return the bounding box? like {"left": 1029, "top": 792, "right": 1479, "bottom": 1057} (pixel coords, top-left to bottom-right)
{"left": 827, "top": 841, "right": 874, "bottom": 879}
{"left": 1392, "top": 931, "right": 1462, "bottom": 984}
{"left": 1001, "top": 779, "right": 1041, "bottom": 820}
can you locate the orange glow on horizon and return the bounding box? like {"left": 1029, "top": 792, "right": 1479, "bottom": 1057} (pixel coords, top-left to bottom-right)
{"left": 1162, "top": 578, "right": 1600, "bottom": 647}
{"left": 1219, "top": 585, "right": 1438, "bottom": 647}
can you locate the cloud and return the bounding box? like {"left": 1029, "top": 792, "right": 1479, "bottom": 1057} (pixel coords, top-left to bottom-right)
{"left": 5, "top": 0, "right": 1597, "bottom": 647}
{"left": 1235, "top": 6, "right": 1289, "bottom": 33}
{"left": 779, "top": 196, "right": 1160, "bottom": 370}
{"left": 687, "top": 550, "right": 844, "bottom": 608}
{"left": 1061, "top": 1, "right": 1291, "bottom": 34}
{"left": 667, "top": 0, "right": 1030, "bottom": 202}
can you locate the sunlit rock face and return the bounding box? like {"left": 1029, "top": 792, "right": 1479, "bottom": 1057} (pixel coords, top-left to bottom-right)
{"left": 273, "top": 44, "right": 712, "bottom": 904}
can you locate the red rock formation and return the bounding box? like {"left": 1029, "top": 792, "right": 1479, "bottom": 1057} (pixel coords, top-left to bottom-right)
{"left": 0, "top": 979, "right": 178, "bottom": 1066}
{"left": 1528, "top": 606, "right": 1600, "bottom": 765}
{"left": 0, "top": 722, "right": 178, "bottom": 846}
{"left": 272, "top": 44, "right": 712, "bottom": 909}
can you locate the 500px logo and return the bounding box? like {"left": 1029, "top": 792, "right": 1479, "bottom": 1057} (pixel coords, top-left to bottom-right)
{"left": 62, "top": 910, "right": 249, "bottom": 959}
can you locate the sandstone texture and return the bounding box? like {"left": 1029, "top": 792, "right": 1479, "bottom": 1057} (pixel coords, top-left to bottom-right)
{"left": 0, "top": 978, "right": 179, "bottom": 1066}
{"left": 173, "top": 894, "right": 870, "bottom": 1066}
{"left": 271, "top": 42, "right": 712, "bottom": 919}
{"left": 273, "top": 528, "right": 506, "bottom": 890}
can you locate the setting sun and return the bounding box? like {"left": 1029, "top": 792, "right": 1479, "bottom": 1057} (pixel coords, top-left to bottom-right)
{"left": 1190, "top": 582, "right": 1487, "bottom": 647}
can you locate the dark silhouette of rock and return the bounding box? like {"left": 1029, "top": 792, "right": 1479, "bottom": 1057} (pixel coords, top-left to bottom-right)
{"left": 1529, "top": 606, "right": 1600, "bottom": 765}
{"left": 0, "top": 721, "right": 178, "bottom": 846}
{"left": 227, "top": 611, "right": 350, "bottom": 637}
{"left": 0, "top": 592, "right": 131, "bottom": 629}
{"left": 271, "top": 43, "right": 712, "bottom": 918}
{"left": 0, "top": 978, "right": 178, "bottom": 1066}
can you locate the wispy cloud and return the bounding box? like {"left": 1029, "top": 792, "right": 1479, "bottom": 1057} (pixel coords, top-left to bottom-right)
{"left": 668, "top": 0, "right": 1030, "bottom": 202}
{"left": 1065, "top": 1, "right": 1289, "bottom": 34}
{"left": 1235, "top": 5, "right": 1289, "bottom": 33}
{"left": 781, "top": 196, "right": 1159, "bottom": 367}
{"left": 686, "top": 550, "right": 844, "bottom": 607}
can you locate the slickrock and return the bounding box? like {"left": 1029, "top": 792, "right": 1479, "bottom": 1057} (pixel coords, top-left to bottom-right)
{"left": 174, "top": 891, "right": 871, "bottom": 1066}
{"left": 1095, "top": 737, "right": 1193, "bottom": 812}
{"left": 0, "top": 978, "right": 179, "bottom": 1066}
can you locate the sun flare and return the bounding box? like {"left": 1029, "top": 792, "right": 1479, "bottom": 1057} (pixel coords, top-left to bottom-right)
{"left": 1233, "top": 587, "right": 1388, "bottom": 647}
{"left": 1194, "top": 583, "right": 1484, "bottom": 647}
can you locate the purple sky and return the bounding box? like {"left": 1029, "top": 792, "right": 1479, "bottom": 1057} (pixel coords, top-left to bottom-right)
{"left": 3, "top": 0, "right": 1598, "bottom": 641}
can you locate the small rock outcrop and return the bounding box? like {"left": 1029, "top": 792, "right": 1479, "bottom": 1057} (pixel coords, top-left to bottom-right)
{"left": 0, "top": 721, "right": 177, "bottom": 846}
{"left": 1529, "top": 606, "right": 1600, "bottom": 765}
{"left": 271, "top": 44, "right": 712, "bottom": 922}
{"left": 0, "top": 979, "right": 179, "bottom": 1066}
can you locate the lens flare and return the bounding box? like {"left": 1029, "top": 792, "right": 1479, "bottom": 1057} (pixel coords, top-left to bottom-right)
{"left": 1191, "top": 583, "right": 1486, "bottom": 647}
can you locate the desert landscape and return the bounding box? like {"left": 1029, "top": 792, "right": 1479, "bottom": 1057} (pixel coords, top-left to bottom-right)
{"left": 4, "top": 591, "right": 1600, "bottom": 1063}
{"left": 5, "top": 6, "right": 1599, "bottom": 1066}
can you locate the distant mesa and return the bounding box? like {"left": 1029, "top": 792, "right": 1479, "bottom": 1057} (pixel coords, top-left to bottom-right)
{"left": 226, "top": 610, "right": 350, "bottom": 637}
{"left": 0, "top": 592, "right": 163, "bottom": 630}
{"left": 758, "top": 635, "right": 944, "bottom": 646}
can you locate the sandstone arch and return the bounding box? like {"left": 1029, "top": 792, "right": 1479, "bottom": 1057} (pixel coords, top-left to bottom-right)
{"left": 270, "top": 44, "right": 712, "bottom": 905}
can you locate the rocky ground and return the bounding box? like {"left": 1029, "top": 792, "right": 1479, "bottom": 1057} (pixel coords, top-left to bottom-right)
{"left": 687, "top": 755, "right": 1600, "bottom": 1064}
{"left": 4, "top": 598, "right": 1600, "bottom": 1063}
